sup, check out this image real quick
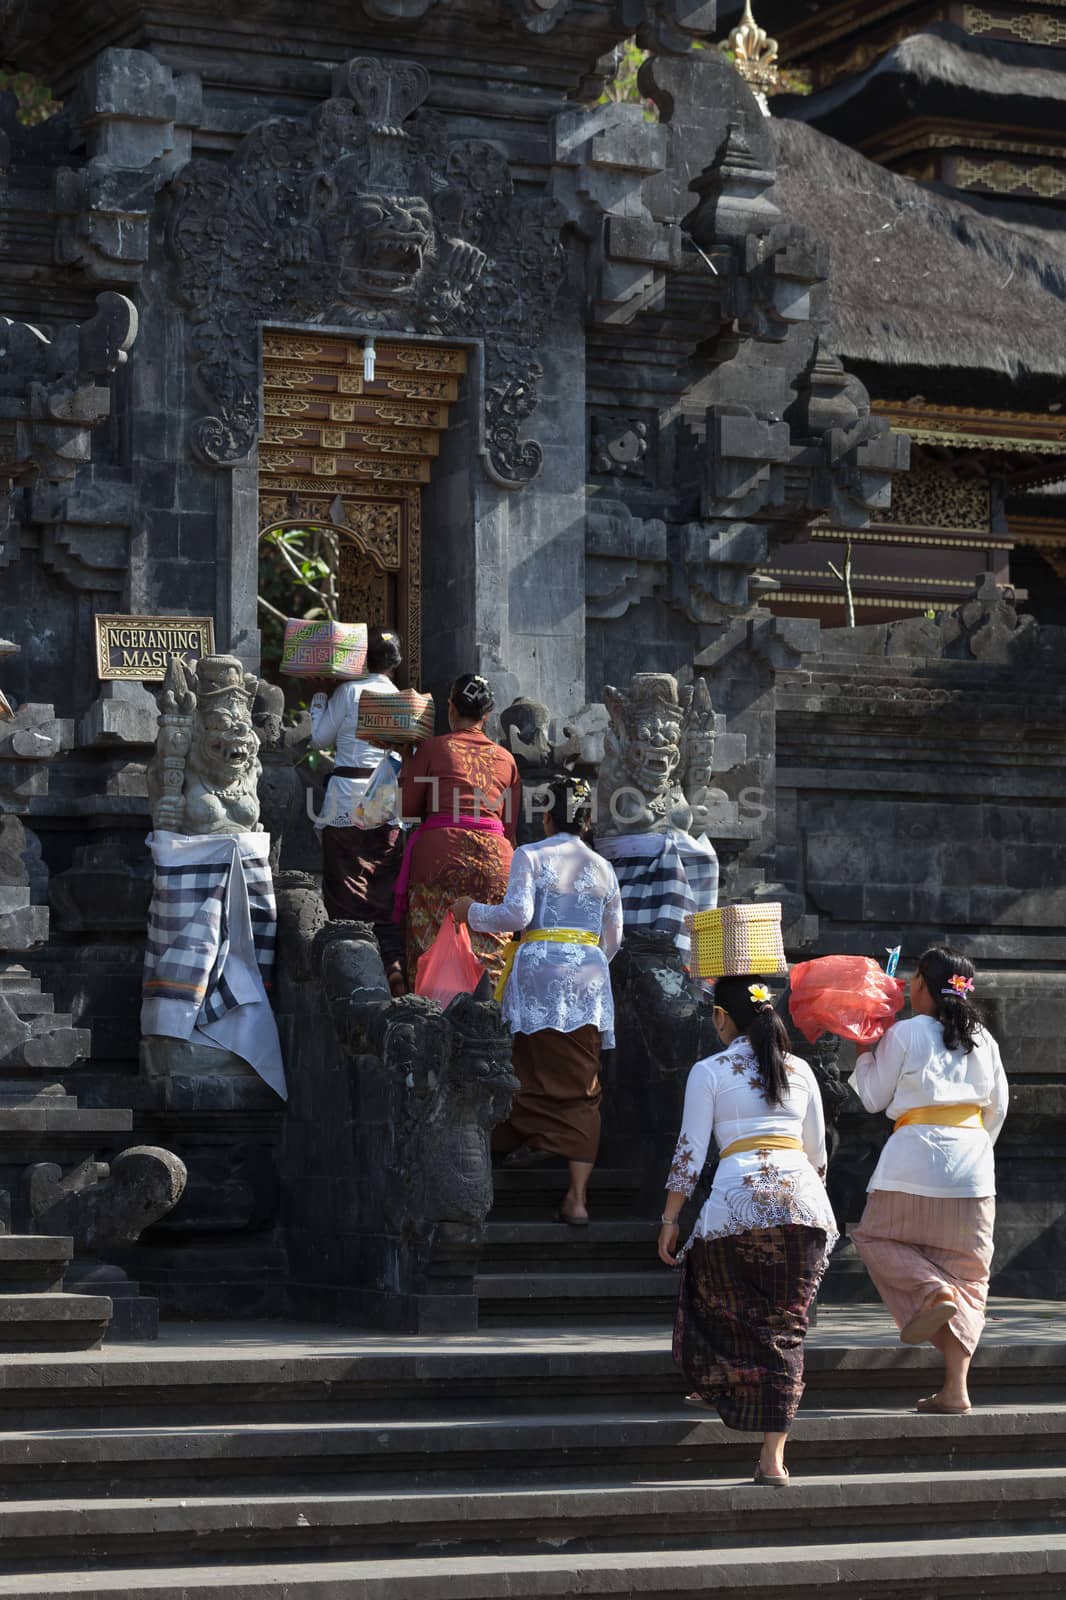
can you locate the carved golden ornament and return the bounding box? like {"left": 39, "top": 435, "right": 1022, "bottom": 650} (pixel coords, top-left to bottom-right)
{"left": 263, "top": 394, "right": 311, "bottom": 417}
{"left": 956, "top": 155, "right": 1066, "bottom": 199}
{"left": 723, "top": 0, "right": 780, "bottom": 98}
{"left": 372, "top": 402, "right": 448, "bottom": 427}
{"left": 377, "top": 344, "right": 467, "bottom": 375}
{"left": 262, "top": 333, "right": 326, "bottom": 359}
{"left": 963, "top": 3, "right": 1066, "bottom": 41}
{"left": 384, "top": 376, "right": 457, "bottom": 401}
{"left": 358, "top": 429, "right": 435, "bottom": 454}
{"left": 338, "top": 551, "right": 390, "bottom": 626}
{"left": 263, "top": 363, "right": 364, "bottom": 392}
{"left": 320, "top": 428, "right": 346, "bottom": 449}
{"left": 312, "top": 454, "right": 338, "bottom": 477}
{"left": 259, "top": 422, "right": 309, "bottom": 444}
{"left": 871, "top": 467, "right": 990, "bottom": 534}
{"left": 873, "top": 400, "right": 1066, "bottom": 455}
{"left": 772, "top": 592, "right": 969, "bottom": 613}
{"left": 329, "top": 401, "right": 356, "bottom": 422}
{"left": 768, "top": 564, "right": 979, "bottom": 589}
{"left": 259, "top": 448, "right": 298, "bottom": 470}
{"left": 812, "top": 528, "right": 1007, "bottom": 552}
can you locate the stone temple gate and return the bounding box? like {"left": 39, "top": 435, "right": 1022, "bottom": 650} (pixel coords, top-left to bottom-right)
{"left": 0, "top": 0, "right": 1062, "bottom": 1340}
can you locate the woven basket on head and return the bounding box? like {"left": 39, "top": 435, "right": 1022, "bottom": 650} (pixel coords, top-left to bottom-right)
{"left": 685, "top": 902, "right": 787, "bottom": 979}
{"left": 357, "top": 688, "right": 435, "bottom": 745}
{"left": 281, "top": 619, "right": 368, "bottom": 680}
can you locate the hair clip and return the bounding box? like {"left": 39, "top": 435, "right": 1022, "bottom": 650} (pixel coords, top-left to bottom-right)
{"left": 748, "top": 982, "right": 771, "bottom": 1005}
{"left": 942, "top": 974, "right": 975, "bottom": 997}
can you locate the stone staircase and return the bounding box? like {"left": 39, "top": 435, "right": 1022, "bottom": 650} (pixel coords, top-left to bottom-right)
{"left": 0, "top": 1304, "right": 1060, "bottom": 1596}
{"left": 478, "top": 1161, "right": 672, "bottom": 1323}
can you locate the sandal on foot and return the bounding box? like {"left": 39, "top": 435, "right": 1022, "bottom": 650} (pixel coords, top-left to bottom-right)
{"left": 683, "top": 1393, "right": 714, "bottom": 1411}
{"left": 753, "top": 1467, "right": 790, "bottom": 1486}
{"left": 502, "top": 1145, "right": 556, "bottom": 1169}
{"left": 554, "top": 1209, "right": 589, "bottom": 1227}
{"left": 900, "top": 1292, "right": 956, "bottom": 1346}
{"left": 916, "top": 1395, "right": 971, "bottom": 1414}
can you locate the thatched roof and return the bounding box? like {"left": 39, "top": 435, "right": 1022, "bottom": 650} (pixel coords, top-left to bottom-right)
{"left": 785, "top": 32, "right": 1066, "bottom": 138}
{"left": 770, "top": 118, "right": 1066, "bottom": 389}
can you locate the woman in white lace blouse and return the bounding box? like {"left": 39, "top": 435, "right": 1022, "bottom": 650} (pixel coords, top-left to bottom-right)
{"left": 660, "top": 977, "right": 837, "bottom": 1485}
{"left": 453, "top": 777, "right": 622, "bottom": 1225}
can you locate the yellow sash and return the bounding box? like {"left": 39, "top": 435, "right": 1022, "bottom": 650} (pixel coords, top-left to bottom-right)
{"left": 494, "top": 928, "right": 600, "bottom": 1003}
{"left": 894, "top": 1103, "right": 984, "bottom": 1133}
{"left": 719, "top": 1134, "right": 804, "bottom": 1161}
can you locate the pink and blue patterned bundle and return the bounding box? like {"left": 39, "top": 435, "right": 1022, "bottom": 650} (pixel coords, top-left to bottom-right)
{"left": 280, "top": 619, "right": 368, "bottom": 679}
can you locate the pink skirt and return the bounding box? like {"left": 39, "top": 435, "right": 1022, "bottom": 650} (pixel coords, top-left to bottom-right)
{"left": 852, "top": 1189, "right": 995, "bottom": 1355}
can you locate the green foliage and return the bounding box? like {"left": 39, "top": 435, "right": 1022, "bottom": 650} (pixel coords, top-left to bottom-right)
{"left": 0, "top": 71, "right": 60, "bottom": 126}
{"left": 258, "top": 525, "right": 340, "bottom": 682}
{"left": 598, "top": 39, "right": 658, "bottom": 121}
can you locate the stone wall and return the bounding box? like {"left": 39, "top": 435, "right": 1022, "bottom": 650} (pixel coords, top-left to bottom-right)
{"left": 773, "top": 598, "right": 1066, "bottom": 1297}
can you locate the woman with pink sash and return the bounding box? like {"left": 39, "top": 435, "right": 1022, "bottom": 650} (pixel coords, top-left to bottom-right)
{"left": 397, "top": 673, "right": 520, "bottom": 986}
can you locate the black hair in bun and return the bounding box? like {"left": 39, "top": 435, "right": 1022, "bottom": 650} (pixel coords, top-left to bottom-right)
{"left": 449, "top": 672, "right": 494, "bottom": 720}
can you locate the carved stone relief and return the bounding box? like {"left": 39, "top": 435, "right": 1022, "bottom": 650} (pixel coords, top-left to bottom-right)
{"left": 168, "top": 55, "right": 566, "bottom": 485}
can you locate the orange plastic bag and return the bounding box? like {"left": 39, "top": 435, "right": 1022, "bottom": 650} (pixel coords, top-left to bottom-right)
{"left": 414, "top": 912, "right": 484, "bottom": 1009}
{"left": 788, "top": 956, "right": 906, "bottom": 1046}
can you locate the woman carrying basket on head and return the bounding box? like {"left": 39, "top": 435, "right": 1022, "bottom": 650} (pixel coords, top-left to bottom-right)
{"left": 850, "top": 946, "right": 1008, "bottom": 1415}
{"left": 453, "top": 776, "right": 622, "bottom": 1226}
{"left": 660, "top": 977, "right": 837, "bottom": 1486}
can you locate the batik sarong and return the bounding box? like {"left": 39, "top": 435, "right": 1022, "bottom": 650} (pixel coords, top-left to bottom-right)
{"left": 673, "top": 1224, "right": 828, "bottom": 1432}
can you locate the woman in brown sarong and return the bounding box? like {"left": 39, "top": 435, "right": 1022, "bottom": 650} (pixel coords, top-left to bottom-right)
{"left": 453, "top": 778, "right": 622, "bottom": 1224}
{"left": 850, "top": 946, "right": 1008, "bottom": 1415}
{"left": 660, "top": 977, "right": 838, "bottom": 1485}
{"left": 309, "top": 628, "right": 405, "bottom": 993}
{"left": 396, "top": 673, "right": 520, "bottom": 987}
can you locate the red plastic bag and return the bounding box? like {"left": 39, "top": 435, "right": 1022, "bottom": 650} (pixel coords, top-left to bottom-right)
{"left": 789, "top": 956, "right": 906, "bottom": 1046}
{"left": 414, "top": 912, "right": 484, "bottom": 1008}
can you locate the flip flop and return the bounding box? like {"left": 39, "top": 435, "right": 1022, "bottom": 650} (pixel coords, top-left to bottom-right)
{"left": 554, "top": 1210, "right": 589, "bottom": 1227}
{"left": 916, "top": 1396, "right": 972, "bottom": 1414}
{"left": 900, "top": 1293, "right": 957, "bottom": 1346}
{"left": 683, "top": 1393, "right": 714, "bottom": 1411}
{"left": 753, "top": 1467, "right": 790, "bottom": 1487}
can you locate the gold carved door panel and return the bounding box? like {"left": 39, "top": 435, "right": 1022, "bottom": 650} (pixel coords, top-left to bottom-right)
{"left": 257, "top": 329, "right": 467, "bottom": 684}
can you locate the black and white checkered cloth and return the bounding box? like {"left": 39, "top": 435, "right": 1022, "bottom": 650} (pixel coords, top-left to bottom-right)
{"left": 142, "top": 839, "right": 276, "bottom": 1023}
{"left": 599, "top": 831, "right": 719, "bottom": 954}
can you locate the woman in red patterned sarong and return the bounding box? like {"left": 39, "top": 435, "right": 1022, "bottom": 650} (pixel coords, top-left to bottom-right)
{"left": 397, "top": 674, "right": 520, "bottom": 987}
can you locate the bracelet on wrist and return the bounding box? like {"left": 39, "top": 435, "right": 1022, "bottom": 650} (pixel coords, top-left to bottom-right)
{"left": 660, "top": 1215, "right": 680, "bottom": 1227}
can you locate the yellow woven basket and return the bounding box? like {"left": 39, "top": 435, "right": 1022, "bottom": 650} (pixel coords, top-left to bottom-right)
{"left": 686, "top": 902, "right": 787, "bottom": 979}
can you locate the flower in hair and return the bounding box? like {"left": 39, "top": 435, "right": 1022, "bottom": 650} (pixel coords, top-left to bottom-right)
{"left": 943, "top": 974, "right": 975, "bottom": 997}
{"left": 571, "top": 778, "right": 592, "bottom": 802}
{"left": 748, "top": 982, "right": 771, "bottom": 1005}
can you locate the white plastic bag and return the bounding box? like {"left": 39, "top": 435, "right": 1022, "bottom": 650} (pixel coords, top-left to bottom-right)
{"left": 352, "top": 752, "right": 401, "bottom": 830}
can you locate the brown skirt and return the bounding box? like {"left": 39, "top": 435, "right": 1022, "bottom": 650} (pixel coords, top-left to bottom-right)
{"left": 320, "top": 823, "right": 404, "bottom": 966}
{"left": 492, "top": 1025, "right": 602, "bottom": 1165}
{"left": 852, "top": 1189, "right": 995, "bottom": 1356}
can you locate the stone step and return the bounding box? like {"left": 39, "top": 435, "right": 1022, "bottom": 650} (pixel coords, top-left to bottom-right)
{"left": 489, "top": 1166, "right": 643, "bottom": 1218}
{"left": 0, "top": 1465, "right": 1064, "bottom": 1572}
{"left": 0, "top": 1104, "right": 131, "bottom": 1132}
{"left": 476, "top": 1269, "right": 676, "bottom": 1322}
{"left": 1, "top": 1403, "right": 1064, "bottom": 1496}
{"left": 0, "top": 1234, "right": 72, "bottom": 1294}
{"left": 0, "top": 1315, "right": 1060, "bottom": 1428}
{"left": 481, "top": 1219, "right": 659, "bottom": 1273}
{"left": 0, "top": 1532, "right": 1064, "bottom": 1597}
{"left": 0, "top": 1292, "right": 111, "bottom": 1352}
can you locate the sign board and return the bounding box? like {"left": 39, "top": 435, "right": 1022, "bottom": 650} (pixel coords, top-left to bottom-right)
{"left": 94, "top": 614, "right": 216, "bottom": 681}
